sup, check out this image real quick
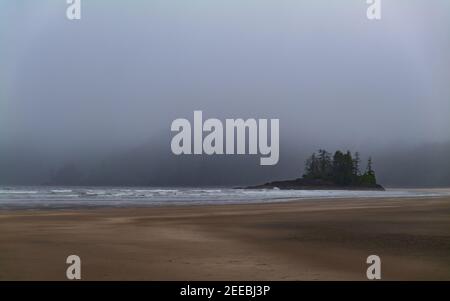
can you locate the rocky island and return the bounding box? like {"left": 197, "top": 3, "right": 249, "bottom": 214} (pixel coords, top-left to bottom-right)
{"left": 244, "top": 150, "right": 385, "bottom": 191}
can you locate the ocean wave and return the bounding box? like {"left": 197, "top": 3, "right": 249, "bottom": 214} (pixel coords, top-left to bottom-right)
{"left": 0, "top": 190, "right": 38, "bottom": 194}
{"left": 51, "top": 189, "right": 73, "bottom": 193}
{"left": 1, "top": 186, "right": 450, "bottom": 210}
{"left": 135, "top": 189, "right": 179, "bottom": 193}
{"left": 191, "top": 189, "right": 222, "bottom": 193}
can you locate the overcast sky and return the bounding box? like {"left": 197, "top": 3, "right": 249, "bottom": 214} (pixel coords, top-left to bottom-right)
{"left": 0, "top": 1, "right": 449, "bottom": 185}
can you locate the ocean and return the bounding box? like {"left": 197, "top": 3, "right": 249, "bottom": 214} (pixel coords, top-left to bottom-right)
{"left": 0, "top": 186, "right": 449, "bottom": 210}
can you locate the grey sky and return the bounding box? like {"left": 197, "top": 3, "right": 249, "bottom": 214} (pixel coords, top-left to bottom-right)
{"left": 1, "top": 1, "right": 449, "bottom": 185}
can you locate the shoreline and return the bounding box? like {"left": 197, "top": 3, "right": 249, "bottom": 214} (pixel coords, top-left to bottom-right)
{"left": 0, "top": 194, "right": 448, "bottom": 212}
{"left": 1, "top": 196, "right": 450, "bottom": 280}
{"left": 1, "top": 187, "right": 450, "bottom": 211}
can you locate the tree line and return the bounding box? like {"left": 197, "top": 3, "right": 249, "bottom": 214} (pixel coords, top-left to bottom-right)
{"left": 303, "top": 149, "right": 377, "bottom": 186}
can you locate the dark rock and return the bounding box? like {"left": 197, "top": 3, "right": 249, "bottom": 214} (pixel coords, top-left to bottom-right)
{"left": 241, "top": 178, "right": 385, "bottom": 191}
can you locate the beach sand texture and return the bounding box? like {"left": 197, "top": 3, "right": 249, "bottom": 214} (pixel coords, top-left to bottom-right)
{"left": 1, "top": 197, "right": 449, "bottom": 280}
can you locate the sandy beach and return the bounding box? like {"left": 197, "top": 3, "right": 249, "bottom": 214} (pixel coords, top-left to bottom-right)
{"left": 1, "top": 196, "right": 450, "bottom": 280}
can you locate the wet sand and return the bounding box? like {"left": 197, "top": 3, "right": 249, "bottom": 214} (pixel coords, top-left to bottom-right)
{"left": 0, "top": 196, "right": 450, "bottom": 280}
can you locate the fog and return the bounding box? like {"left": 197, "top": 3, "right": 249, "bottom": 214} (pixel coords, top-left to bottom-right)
{"left": 1, "top": 1, "right": 449, "bottom": 186}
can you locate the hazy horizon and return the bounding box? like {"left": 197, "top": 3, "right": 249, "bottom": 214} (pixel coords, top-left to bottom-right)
{"left": 1, "top": 1, "right": 449, "bottom": 187}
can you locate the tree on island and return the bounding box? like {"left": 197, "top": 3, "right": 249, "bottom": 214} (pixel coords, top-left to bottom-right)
{"left": 359, "top": 156, "right": 377, "bottom": 186}
{"left": 303, "top": 150, "right": 379, "bottom": 187}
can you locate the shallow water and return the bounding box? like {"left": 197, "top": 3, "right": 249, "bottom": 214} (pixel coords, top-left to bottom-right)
{"left": 1, "top": 186, "right": 449, "bottom": 210}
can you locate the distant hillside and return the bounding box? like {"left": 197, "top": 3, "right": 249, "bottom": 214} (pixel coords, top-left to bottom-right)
{"left": 1, "top": 141, "right": 449, "bottom": 187}
{"left": 376, "top": 142, "right": 450, "bottom": 187}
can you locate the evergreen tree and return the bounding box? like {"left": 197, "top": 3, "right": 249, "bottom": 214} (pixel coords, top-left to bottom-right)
{"left": 353, "top": 152, "right": 361, "bottom": 176}
{"left": 332, "top": 151, "right": 347, "bottom": 185}
{"left": 343, "top": 151, "right": 354, "bottom": 185}
{"left": 361, "top": 157, "right": 377, "bottom": 185}
{"left": 303, "top": 150, "right": 378, "bottom": 187}
{"left": 366, "top": 157, "right": 374, "bottom": 175}
{"left": 304, "top": 152, "right": 320, "bottom": 179}
{"left": 317, "top": 149, "right": 332, "bottom": 180}
{"left": 351, "top": 152, "right": 361, "bottom": 185}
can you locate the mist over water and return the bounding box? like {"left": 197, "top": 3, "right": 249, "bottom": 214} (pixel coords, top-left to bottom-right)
{"left": 1, "top": 1, "right": 449, "bottom": 187}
